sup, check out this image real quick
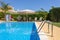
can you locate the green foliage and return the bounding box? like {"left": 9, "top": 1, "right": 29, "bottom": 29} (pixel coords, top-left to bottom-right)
{"left": 11, "top": 14, "right": 20, "bottom": 20}
{"left": 0, "top": 2, "right": 12, "bottom": 12}
{"left": 11, "top": 13, "right": 41, "bottom": 21}
{"left": 46, "top": 13, "right": 51, "bottom": 20}
{"left": 52, "top": 22, "right": 60, "bottom": 27}
{"left": 0, "top": 12, "right": 4, "bottom": 19}
{"left": 0, "top": 1, "right": 12, "bottom": 20}
{"left": 36, "top": 10, "right": 48, "bottom": 20}
{"left": 48, "top": 7, "right": 60, "bottom": 22}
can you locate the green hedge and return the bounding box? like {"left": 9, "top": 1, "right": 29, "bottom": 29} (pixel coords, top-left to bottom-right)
{"left": 0, "top": 12, "right": 48, "bottom": 21}
{"left": 11, "top": 13, "right": 46, "bottom": 21}
{"left": 0, "top": 12, "right": 4, "bottom": 19}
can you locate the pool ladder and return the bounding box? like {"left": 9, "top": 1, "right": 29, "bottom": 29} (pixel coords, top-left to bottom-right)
{"left": 37, "top": 21, "right": 46, "bottom": 33}
{"left": 37, "top": 20, "right": 53, "bottom": 37}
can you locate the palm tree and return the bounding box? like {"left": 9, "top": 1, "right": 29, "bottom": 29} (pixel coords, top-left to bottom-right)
{"left": 0, "top": 1, "right": 12, "bottom": 20}
{"left": 40, "top": 8, "right": 45, "bottom": 11}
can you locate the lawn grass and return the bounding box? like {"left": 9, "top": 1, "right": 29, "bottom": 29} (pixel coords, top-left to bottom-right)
{"left": 52, "top": 22, "right": 60, "bottom": 27}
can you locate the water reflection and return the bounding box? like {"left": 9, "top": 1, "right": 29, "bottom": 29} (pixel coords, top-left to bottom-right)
{"left": 0, "top": 28, "right": 20, "bottom": 33}
{"left": 6, "top": 22, "right": 11, "bottom": 28}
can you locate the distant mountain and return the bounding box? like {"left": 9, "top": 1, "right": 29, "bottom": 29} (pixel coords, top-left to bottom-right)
{"left": 17, "top": 9, "right": 35, "bottom": 14}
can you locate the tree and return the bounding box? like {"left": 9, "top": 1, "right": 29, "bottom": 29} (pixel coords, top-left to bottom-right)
{"left": 0, "top": 1, "right": 12, "bottom": 20}
{"left": 48, "top": 7, "right": 60, "bottom": 22}
{"left": 36, "top": 8, "right": 48, "bottom": 20}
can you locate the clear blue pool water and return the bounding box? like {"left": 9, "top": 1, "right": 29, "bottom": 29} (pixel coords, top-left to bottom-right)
{"left": 0, "top": 22, "right": 40, "bottom": 40}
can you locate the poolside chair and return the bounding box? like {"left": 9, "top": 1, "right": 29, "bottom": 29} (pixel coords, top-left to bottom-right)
{"left": 17, "top": 16, "right": 22, "bottom": 21}
{"left": 28, "top": 17, "right": 32, "bottom": 21}
{"left": 34, "top": 17, "right": 37, "bottom": 21}
{"left": 23, "top": 17, "right": 26, "bottom": 21}
{"left": 39, "top": 17, "right": 43, "bottom": 21}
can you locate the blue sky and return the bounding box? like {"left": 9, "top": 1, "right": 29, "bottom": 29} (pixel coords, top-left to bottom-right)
{"left": 1, "top": 0, "right": 60, "bottom": 11}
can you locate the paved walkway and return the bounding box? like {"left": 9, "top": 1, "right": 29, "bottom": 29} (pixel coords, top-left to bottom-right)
{"left": 35, "top": 22, "right": 60, "bottom": 40}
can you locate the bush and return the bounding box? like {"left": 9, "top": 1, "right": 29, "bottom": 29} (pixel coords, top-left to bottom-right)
{"left": 48, "top": 7, "right": 60, "bottom": 22}
{"left": 11, "top": 14, "right": 20, "bottom": 21}
{"left": 0, "top": 12, "right": 4, "bottom": 19}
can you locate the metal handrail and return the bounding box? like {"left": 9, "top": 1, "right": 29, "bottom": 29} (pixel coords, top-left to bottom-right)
{"left": 37, "top": 20, "right": 53, "bottom": 37}
{"left": 38, "top": 21, "right": 46, "bottom": 33}
{"left": 37, "top": 21, "right": 44, "bottom": 30}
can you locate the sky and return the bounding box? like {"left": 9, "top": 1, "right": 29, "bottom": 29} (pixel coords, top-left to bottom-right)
{"left": 1, "top": 0, "right": 60, "bottom": 11}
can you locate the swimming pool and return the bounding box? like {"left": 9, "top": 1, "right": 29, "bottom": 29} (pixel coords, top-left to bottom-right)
{"left": 0, "top": 22, "right": 40, "bottom": 40}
